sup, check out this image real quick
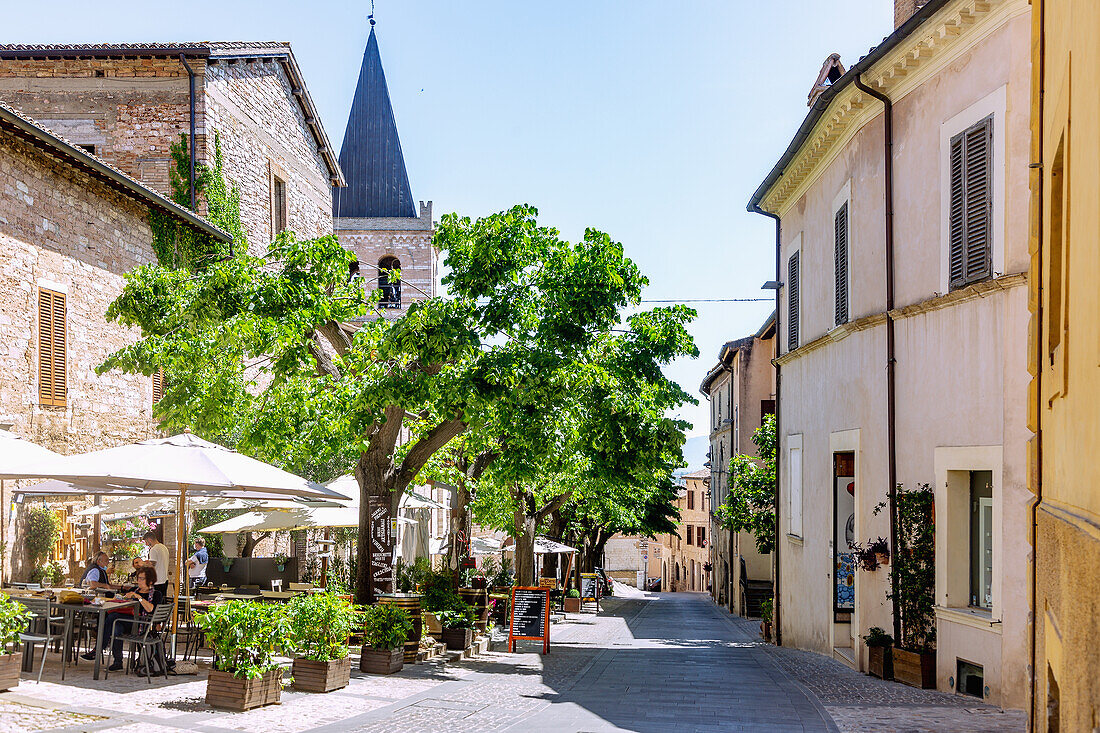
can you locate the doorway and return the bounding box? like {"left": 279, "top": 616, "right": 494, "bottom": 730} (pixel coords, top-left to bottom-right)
{"left": 833, "top": 452, "right": 856, "bottom": 657}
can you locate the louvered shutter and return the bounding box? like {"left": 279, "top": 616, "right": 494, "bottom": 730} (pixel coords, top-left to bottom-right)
{"left": 787, "top": 251, "right": 800, "bottom": 351}
{"left": 152, "top": 367, "right": 165, "bottom": 404}
{"left": 948, "top": 115, "right": 993, "bottom": 290}
{"left": 834, "top": 202, "right": 849, "bottom": 325}
{"left": 38, "top": 288, "right": 67, "bottom": 407}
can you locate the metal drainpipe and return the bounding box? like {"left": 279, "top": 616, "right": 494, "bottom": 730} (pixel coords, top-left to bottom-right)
{"left": 179, "top": 54, "right": 197, "bottom": 212}
{"left": 750, "top": 206, "right": 782, "bottom": 646}
{"left": 854, "top": 75, "right": 901, "bottom": 646}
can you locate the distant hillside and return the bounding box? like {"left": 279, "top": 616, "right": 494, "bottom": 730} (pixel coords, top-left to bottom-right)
{"left": 680, "top": 435, "right": 709, "bottom": 473}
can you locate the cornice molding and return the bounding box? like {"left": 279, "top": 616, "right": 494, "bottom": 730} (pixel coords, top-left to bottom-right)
{"left": 774, "top": 273, "right": 1026, "bottom": 366}
{"left": 762, "top": 0, "right": 1028, "bottom": 216}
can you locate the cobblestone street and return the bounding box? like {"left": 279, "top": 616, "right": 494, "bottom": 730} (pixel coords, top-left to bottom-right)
{"left": 0, "top": 590, "right": 1026, "bottom": 732}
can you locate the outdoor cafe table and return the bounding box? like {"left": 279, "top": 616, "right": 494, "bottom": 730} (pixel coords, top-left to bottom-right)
{"left": 58, "top": 598, "right": 139, "bottom": 680}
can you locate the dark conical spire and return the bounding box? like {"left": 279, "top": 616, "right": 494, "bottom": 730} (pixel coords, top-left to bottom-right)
{"left": 333, "top": 27, "right": 416, "bottom": 218}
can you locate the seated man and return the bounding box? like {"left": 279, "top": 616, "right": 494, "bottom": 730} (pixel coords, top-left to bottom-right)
{"left": 80, "top": 552, "right": 117, "bottom": 590}
{"left": 82, "top": 566, "right": 162, "bottom": 671}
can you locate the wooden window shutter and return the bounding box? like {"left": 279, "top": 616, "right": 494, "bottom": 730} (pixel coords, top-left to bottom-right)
{"left": 949, "top": 115, "right": 994, "bottom": 290}
{"left": 152, "top": 367, "right": 165, "bottom": 404}
{"left": 834, "top": 202, "right": 849, "bottom": 325}
{"left": 38, "top": 288, "right": 67, "bottom": 407}
{"left": 787, "top": 251, "right": 800, "bottom": 351}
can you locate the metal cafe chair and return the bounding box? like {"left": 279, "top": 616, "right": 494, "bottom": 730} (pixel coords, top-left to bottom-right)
{"left": 105, "top": 603, "right": 172, "bottom": 683}
{"left": 15, "top": 597, "right": 68, "bottom": 682}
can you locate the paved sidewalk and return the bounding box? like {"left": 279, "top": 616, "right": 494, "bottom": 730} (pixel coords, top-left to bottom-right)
{"left": 0, "top": 590, "right": 1026, "bottom": 732}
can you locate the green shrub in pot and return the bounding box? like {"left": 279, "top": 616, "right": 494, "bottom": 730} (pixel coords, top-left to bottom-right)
{"left": 0, "top": 595, "right": 32, "bottom": 651}
{"left": 361, "top": 603, "right": 413, "bottom": 650}
{"left": 435, "top": 607, "right": 475, "bottom": 630}
{"left": 286, "top": 592, "right": 358, "bottom": 661}
{"left": 197, "top": 600, "right": 291, "bottom": 679}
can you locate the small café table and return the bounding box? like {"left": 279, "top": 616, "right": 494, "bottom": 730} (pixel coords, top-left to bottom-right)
{"left": 58, "top": 598, "right": 139, "bottom": 680}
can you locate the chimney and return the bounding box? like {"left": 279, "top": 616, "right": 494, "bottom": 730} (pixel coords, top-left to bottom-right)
{"left": 894, "top": 0, "right": 927, "bottom": 28}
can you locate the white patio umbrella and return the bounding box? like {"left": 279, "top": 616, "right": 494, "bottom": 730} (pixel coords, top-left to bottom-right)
{"left": 0, "top": 429, "right": 64, "bottom": 479}
{"left": 74, "top": 495, "right": 332, "bottom": 518}
{"left": 5, "top": 430, "right": 350, "bottom": 648}
{"left": 470, "top": 536, "right": 503, "bottom": 555}
{"left": 534, "top": 536, "right": 577, "bottom": 555}
{"left": 323, "top": 475, "right": 445, "bottom": 510}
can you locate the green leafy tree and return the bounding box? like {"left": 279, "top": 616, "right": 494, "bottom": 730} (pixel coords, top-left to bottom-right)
{"left": 715, "top": 413, "right": 777, "bottom": 554}
{"left": 24, "top": 505, "right": 61, "bottom": 569}
{"left": 101, "top": 205, "right": 659, "bottom": 603}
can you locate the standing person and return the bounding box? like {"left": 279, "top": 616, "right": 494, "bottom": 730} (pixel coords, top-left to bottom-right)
{"left": 82, "top": 566, "right": 162, "bottom": 671}
{"left": 186, "top": 537, "right": 209, "bottom": 589}
{"left": 80, "top": 552, "right": 117, "bottom": 590}
{"left": 143, "top": 531, "right": 170, "bottom": 597}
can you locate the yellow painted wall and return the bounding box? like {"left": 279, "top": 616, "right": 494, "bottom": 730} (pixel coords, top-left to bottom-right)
{"left": 1030, "top": 0, "right": 1100, "bottom": 728}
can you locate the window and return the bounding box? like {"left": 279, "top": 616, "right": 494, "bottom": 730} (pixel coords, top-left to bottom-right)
{"left": 834, "top": 202, "right": 849, "bottom": 325}
{"left": 77, "top": 143, "right": 96, "bottom": 155}
{"left": 698, "top": 526, "right": 706, "bottom": 548}
{"left": 957, "top": 659, "right": 984, "bottom": 698}
{"left": 687, "top": 491, "right": 695, "bottom": 510}
{"left": 378, "top": 256, "right": 402, "bottom": 309}
{"left": 761, "top": 399, "right": 776, "bottom": 422}
{"left": 38, "top": 288, "right": 67, "bottom": 407}
{"left": 152, "top": 367, "right": 166, "bottom": 404}
{"left": 788, "top": 444, "right": 803, "bottom": 538}
{"left": 686, "top": 525, "right": 694, "bottom": 546}
{"left": 948, "top": 115, "right": 993, "bottom": 290}
{"left": 969, "top": 470, "right": 993, "bottom": 609}
{"left": 272, "top": 175, "right": 287, "bottom": 235}
{"left": 787, "top": 251, "right": 800, "bottom": 350}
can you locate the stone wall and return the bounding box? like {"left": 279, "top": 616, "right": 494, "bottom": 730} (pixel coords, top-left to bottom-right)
{"left": 0, "top": 127, "right": 174, "bottom": 579}
{"left": 335, "top": 202, "right": 437, "bottom": 308}
{"left": 0, "top": 57, "right": 201, "bottom": 198}
{"left": 204, "top": 59, "right": 333, "bottom": 252}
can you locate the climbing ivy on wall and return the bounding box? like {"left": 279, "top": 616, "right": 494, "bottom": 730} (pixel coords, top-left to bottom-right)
{"left": 150, "top": 131, "right": 245, "bottom": 268}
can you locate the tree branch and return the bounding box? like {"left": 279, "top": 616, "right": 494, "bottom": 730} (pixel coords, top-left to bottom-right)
{"left": 305, "top": 330, "right": 342, "bottom": 379}
{"left": 397, "top": 418, "right": 468, "bottom": 490}
{"left": 317, "top": 320, "right": 352, "bottom": 357}
{"left": 535, "top": 488, "right": 574, "bottom": 524}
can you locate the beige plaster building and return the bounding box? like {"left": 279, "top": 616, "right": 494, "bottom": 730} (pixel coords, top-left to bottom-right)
{"left": 1028, "top": 0, "right": 1100, "bottom": 727}
{"left": 0, "top": 42, "right": 343, "bottom": 252}
{"left": 748, "top": 0, "right": 1031, "bottom": 709}
{"left": 661, "top": 470, "right": 711, "bottom": 593}
{"left": 700, "top": 312, "right": 776, "bottom": 616}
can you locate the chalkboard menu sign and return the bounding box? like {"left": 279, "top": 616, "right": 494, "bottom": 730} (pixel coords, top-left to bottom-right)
{"left": 509, "top": 586, "right": 550, "bottom": 653}
{"left": 580, "top": 573, "right": 600, "bottom": 602}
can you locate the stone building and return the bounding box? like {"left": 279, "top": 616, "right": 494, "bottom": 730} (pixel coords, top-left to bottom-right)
{"left": 333, "top": 28, "right": 436, "bottom": 312}
{"left": 1028, "top": 0, "right": 1100, "bottom": 727}
{"left": 0, "top": 42, "right": 343, "bottom": 251}
{"left": 699, "top": 311, "right": 776, "bottom": 616}
{"left": 600, "top": 534, "right": 662, "bottom": 588}
{"left": 0, "top": 101, "right": 229, "bottom": 579}
{"left": 748, "top": 0, "right": 1031, "bottom": 708}
{"left": 661, "top": 470, "right": 711, "bottom": 593}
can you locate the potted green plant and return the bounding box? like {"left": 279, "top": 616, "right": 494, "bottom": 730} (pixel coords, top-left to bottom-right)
{"left": 883, "top": 484, "right": 936, "bottom": 688}
{"left": 273, "top": 553, "right": 289, "bottom": 573}
{"left": 490, "top": 558, "right": 515, "bottom": 591}
{"left": 360, "top": 603, "right": 413, "bottom": 674}
{"left": 564, "top": 588, "right": 581, "bottom": 613}
{"left": 437, "top": 608, "right": 475, "bottom": 650}
{"left": 0, "top": 594, "right": 33, "bottom": 690}
{"left": 420, "top": 568, "right": 462, "bottom": 637}
{"left": 197, "top": 600, "right": 291, "bottom": 710}
{"left": 852, "top": 537, "right": 891, "bottom": 571}
{"left": 862, "top": 626, "right": 894, "bottom": 680}
{"left": 760, "top": 597, "right": 774, "bottom": 642}
{"left": 286, "top": 592, "right": 358, "bottom": 692}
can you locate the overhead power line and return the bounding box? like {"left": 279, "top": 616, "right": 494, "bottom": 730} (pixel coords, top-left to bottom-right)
{"left": 639, "top": 298, "right": 773, "bottom": 304}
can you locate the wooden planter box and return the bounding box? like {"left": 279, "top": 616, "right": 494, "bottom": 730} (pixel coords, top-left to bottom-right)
{"left": 0, "top": 652, "right": 21, "bottom": 691}
{"left": 867, "top": 645, "right": 893, "bottom": 680}
{"left": 292, "top": 657, "right": 351, "bottom": 693}
{"left": 760, "top": 621, "right": 773, "bottom": 642}
{"left": 206, "top": 668, "right": 282, "bottom": 711}
{"left": 563, "top": 597, "right": 581, "bottom": 613}
{"left": 360, "top": 647, "right": 403, "bottom": 674}
{"left": 892, "top": 648, "right": 935, "bottom": 689}
{"left": 441, "top": 627, "right": 473, "bottom": 650}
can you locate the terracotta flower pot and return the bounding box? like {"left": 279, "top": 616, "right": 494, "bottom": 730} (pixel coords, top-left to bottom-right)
{"left": 360, "top": 647, "right": 403, "bottom": 674}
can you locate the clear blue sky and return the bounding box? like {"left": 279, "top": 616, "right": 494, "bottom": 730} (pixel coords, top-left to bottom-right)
{"left": 5, "top": 0, "right": 893, "bottom": 437}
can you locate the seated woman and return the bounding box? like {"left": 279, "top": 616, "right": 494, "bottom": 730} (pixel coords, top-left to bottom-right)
{"left": 82, "top": 566, "right": 162, "bottom": 671}
{"left": 80, "top": 552, "right": 117, "bottom": 591}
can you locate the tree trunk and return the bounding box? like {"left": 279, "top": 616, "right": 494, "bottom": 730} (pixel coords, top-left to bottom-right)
{"left": 449, "top": 476, "right": 472, "bottom": 570}
{"left": 354, "top": 449, "right": 395, "bottom": 604}
{"left": 240, "top": 531, "right": 270, "bottom": 558}
{"left": 513, "top": 508, "right": 537, "bottom": 587}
